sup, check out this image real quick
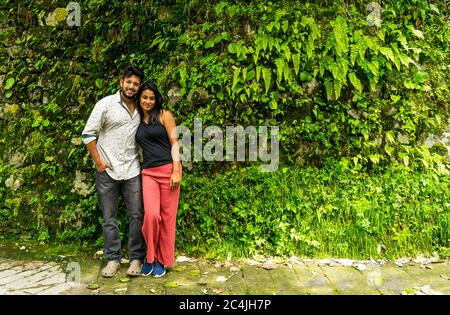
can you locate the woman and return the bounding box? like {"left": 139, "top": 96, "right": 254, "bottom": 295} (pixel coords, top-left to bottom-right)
{"left": 135, "top": 82, "right": 182, "bottom": 277}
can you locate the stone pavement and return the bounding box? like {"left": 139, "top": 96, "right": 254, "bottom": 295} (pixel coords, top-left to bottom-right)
{"left": 0, "top": 247, "right": 448, "bottom": 295}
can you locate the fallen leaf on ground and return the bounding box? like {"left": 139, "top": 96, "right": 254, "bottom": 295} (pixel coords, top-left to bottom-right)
{"left": 114, "top": 287, "right": 128, "bottom": 294}
{"left": 149, "top": 289, "right": 156, "bottom": 293}
{"left": 165, "top": 281, "right": 179, "bottom": 288}
{"left": 440, "top": 274, "right": 449, "bottom": 280}
{"left": 172, "top": 266, "right": 186, "bottom": 272}
{"left": 189, "top": 269, "right": 201, "bottom": 276}
{"left": 120, "top": 277, "right": 131, "bottom": 283}
{"left": 87, "top": 283, "right": 100, "bottom": 290}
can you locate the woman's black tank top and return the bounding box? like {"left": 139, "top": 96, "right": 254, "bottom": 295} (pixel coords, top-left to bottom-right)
{"left": 136, "top": 121, "right": 172, "bottom": 169}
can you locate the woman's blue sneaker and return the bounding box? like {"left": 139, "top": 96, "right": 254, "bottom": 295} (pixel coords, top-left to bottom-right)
{"left": 152, "top": 261, "right": 166, "bottom": 278}
{"left": 141, "top": 260, "right": 154, "bottom": 276}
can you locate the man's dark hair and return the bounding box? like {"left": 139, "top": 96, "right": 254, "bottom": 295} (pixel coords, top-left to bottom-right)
{"left": 122, "top": 65, "right": 144, "bottom": 82}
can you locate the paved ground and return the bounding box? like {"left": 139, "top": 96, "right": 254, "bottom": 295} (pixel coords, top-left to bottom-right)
{"left": 0, "top": 246, "right": 448, "bottom": 295}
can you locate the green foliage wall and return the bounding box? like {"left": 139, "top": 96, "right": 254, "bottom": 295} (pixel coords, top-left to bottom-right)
{"left": 0, "top": 0, "right": 448, "bottom": 256}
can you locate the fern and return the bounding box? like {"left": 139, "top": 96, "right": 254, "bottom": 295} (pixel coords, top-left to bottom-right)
{"left": 348, "top": 72, "right": 362, "bottom": 92}
{"left": 331, "top": 16, "right": 349, "bottom": 57}
{"left": 334, "top": 79, "right": 342, "bottom": 100}
{"left": 262, "top": 67, "right": 271, "bottom": 93}
{"left": 324, "top": 77, "right": 333, "bottom": 100}
{"left": 292, "top": 53, "right": 300, "bottom": 75}
{"left": 281, "top": 42, "right": 291, "bottom": 62}
{"left": 232, "top": 67, "right": 241, "bottom": 90}
{"left": 275, "top": 58, "right": 285, "bottom": 82}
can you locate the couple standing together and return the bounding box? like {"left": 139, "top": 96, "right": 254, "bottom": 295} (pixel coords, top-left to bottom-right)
{"left": 82, "top": 65, "right": 182, "bottom": 278}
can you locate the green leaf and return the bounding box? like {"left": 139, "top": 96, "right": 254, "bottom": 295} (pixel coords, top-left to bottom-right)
{"left": 87, "top": 283, "right": 100, "bottom": 290}
{"left": 379, "top": 47, "right": 395, "bottom": 64}
{"left": 398, "top": 53, "right": 410, "bottom": 67}
{"left": 430, "top": 4, "right": 439, "bottom": 14}
{"left": 269, "top": 100, "right": 278, "bottom": 110}
{"left": 300, "top": 71, "right": 311, "bottom": 82}
{"left": 324, "top": 78, "right": 333, "bottom": 100}
{"left": 385, "top": 131, "right": 395, "bottom": 143}
{"left": 5, "top": 90, "right": 13, "bottom": 99}
{"left": 95, "top": 79, "right": 103, "bottom": 89}
{"left": 292, "top": 53, "right": 300, "bottom": 75}
{"left": 334, "top": 79, "right": 342, "bottom": 100}
{"left": 281, "top": 20, "right": 289, "bottom": 33}
{"left": 256, "top": 66, "right": 262, "bottom": 82}
{"left": 408, "top": 26, "right": 424, "bottom": 39}
{"left": 220, "top": 31, "right": 231, "bottom": 41}
{"left": 348, "top": 72, "right": 362, "bottom": 92}
{"left": 262, "top": 68, "right": 271, "bottom": 93}
{"left": 403, "top": 79, "right": 415, "bottom": 89}
{"left": 188, "top": 270, "right": 201, "bottom": 276}
{"left": 164, "top": 281, "right": 179, "bottom": 288}
{"left": 4, "top": 77, "right": 15, "bottom": 90}
{"left": 415, "top": 71, "right": 429, "bottom": 84}
{"left": 205, "top": 40, "right": 215, "bottom": 49}
{"left": 232, "top": 67, "right": 241, "bottom": 89}
{"left": 228, "top": 43, "right": 238, "bottom": 54}
{"left": 367, "top": 61, "right": 379, "bottom": 77}
{"left": 275, "top": 58, "right": 284, "bottom": 82}
{"left": 245, "top": 70, "right": 255, "bottom": 81}
{"left": 216, "top": 91, "right": 224, "bottom": 100}
{"left": 281, "top": 42, "right": 291, "bottom": 61}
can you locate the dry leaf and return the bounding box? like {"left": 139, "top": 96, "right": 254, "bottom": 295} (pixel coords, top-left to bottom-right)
{"left": 114, "top": 287, "right": 128, "bottom": 294}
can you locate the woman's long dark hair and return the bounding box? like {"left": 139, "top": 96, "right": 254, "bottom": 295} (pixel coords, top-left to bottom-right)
{"left": 135, "top": 82, "right": 164, "bottom": 126}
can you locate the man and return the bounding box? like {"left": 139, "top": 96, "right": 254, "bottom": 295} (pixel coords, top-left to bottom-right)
{"left": 82, "top": 65, "right": 146, "bottom": 277}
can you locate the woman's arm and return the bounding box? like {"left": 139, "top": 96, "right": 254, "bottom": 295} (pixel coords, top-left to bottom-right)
{"left": 162, "top": 110, "right": 182, "bottom": 189}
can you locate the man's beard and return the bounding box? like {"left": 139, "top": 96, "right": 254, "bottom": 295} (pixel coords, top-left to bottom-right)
{"left": 121, "top": 89, "right": 136, "bottom": 100}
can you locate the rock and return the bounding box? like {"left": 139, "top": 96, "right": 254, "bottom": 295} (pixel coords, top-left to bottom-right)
{"left": 167, "top": 87, "right": 181, "bottom": 105}
{"left": 216, "top": 276, "right": 227, "bottom": 282}
{"left": 335, "top": 258, "right": 354, "bottom": 267}
{"left": 397, "top": 132, "right": 410, "bottom": 144}
{"left": 354, "top": 264, "right": 368, "bottom": 271}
